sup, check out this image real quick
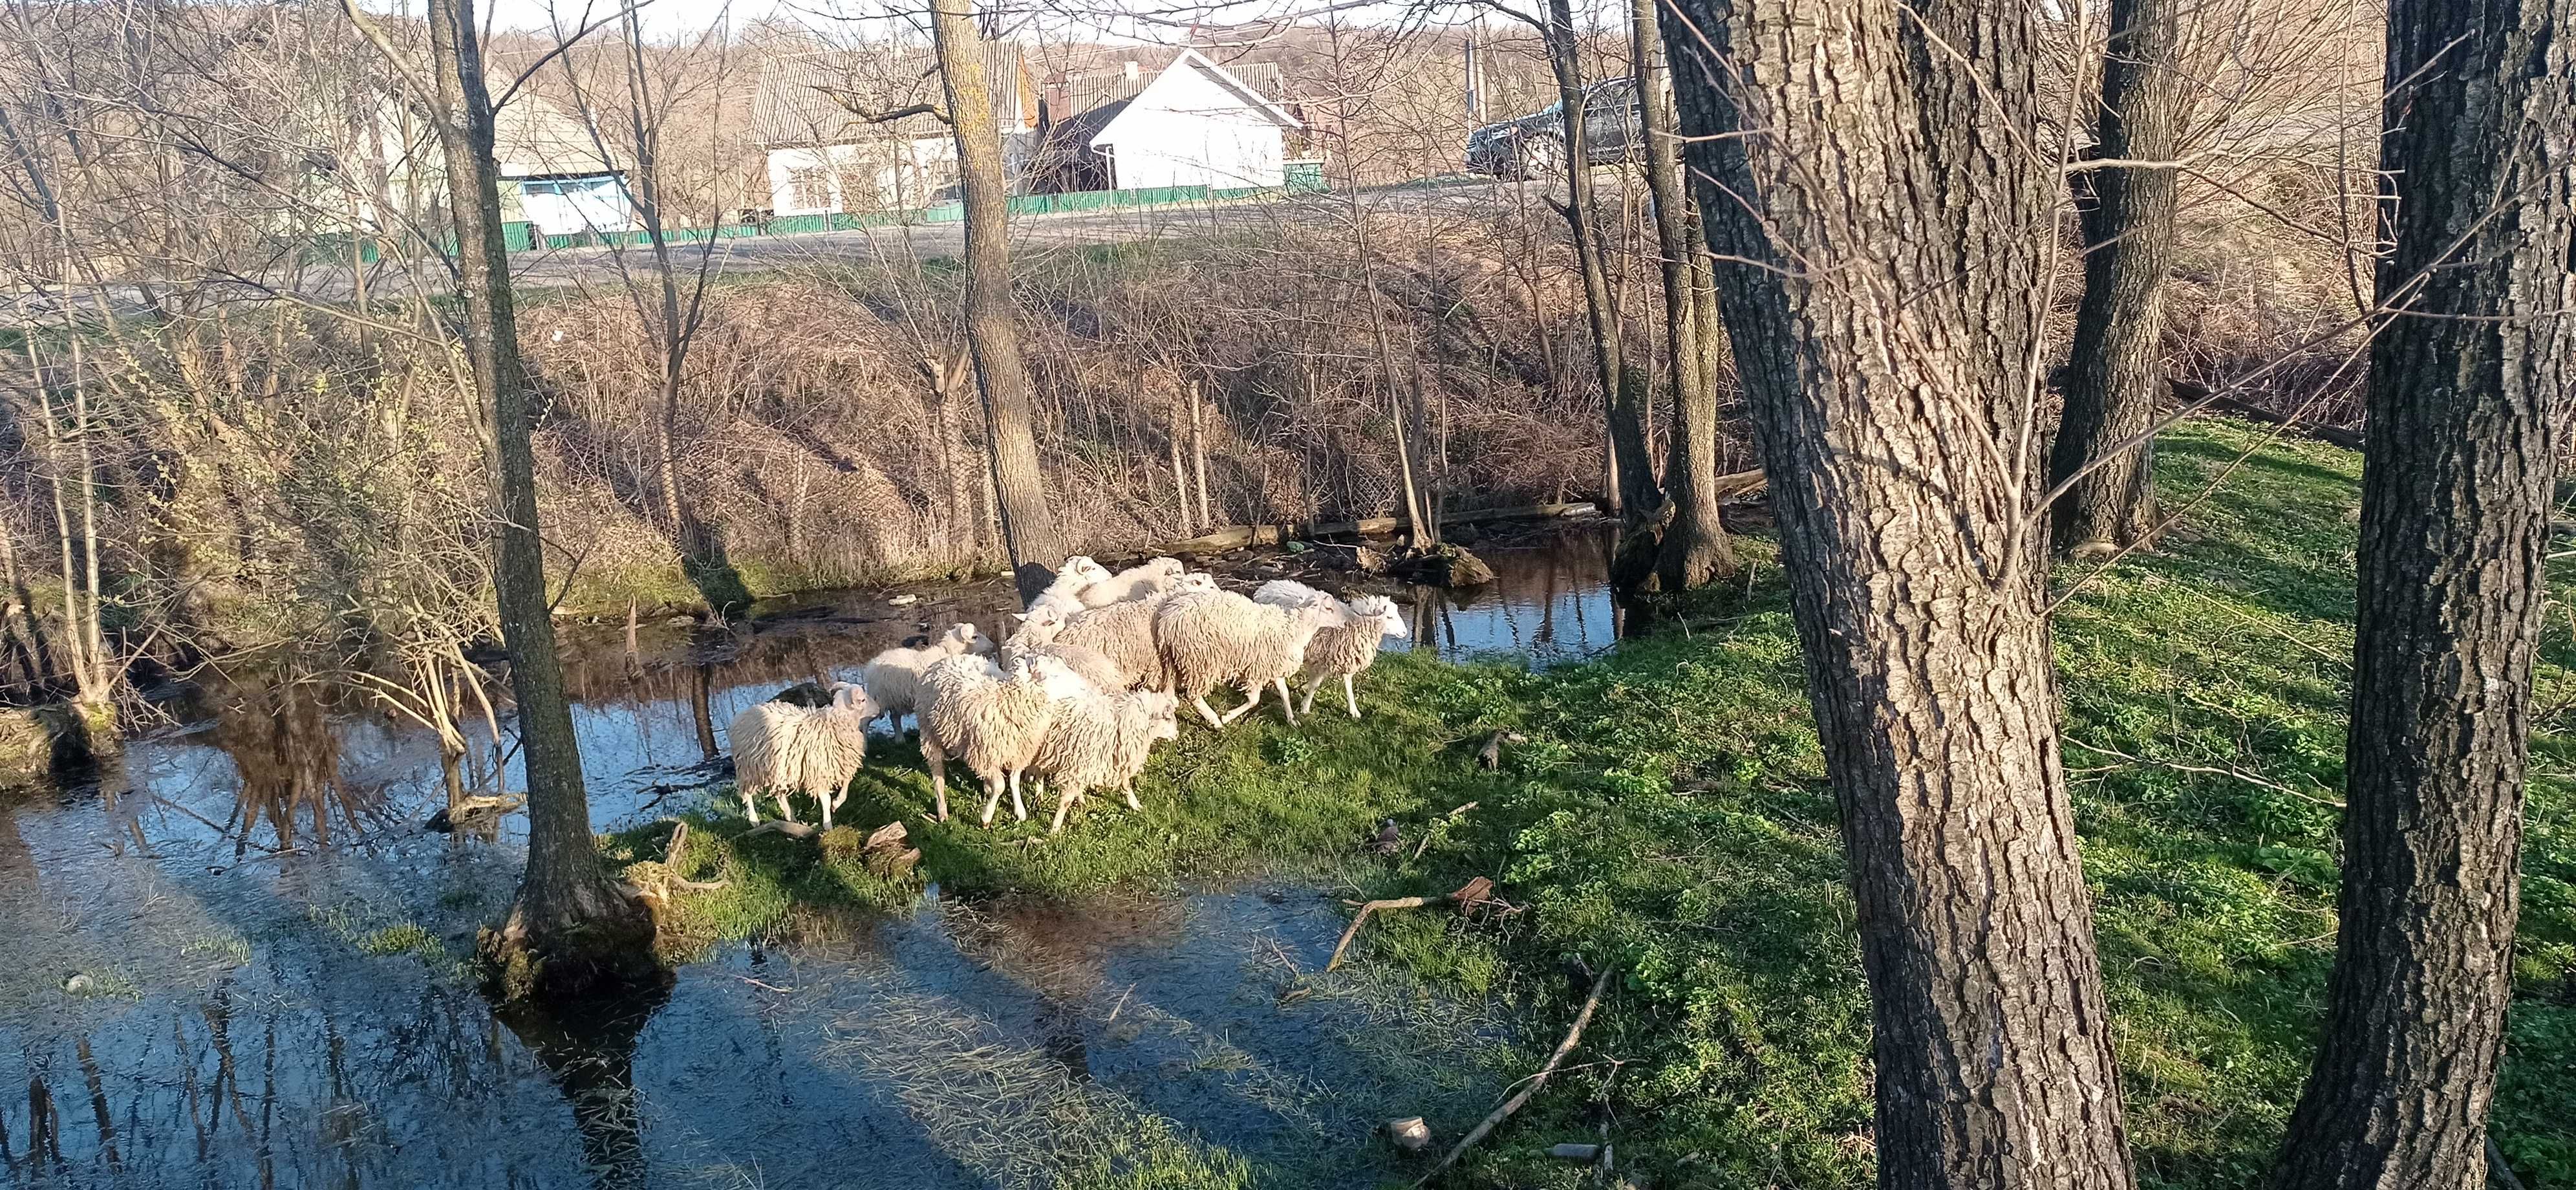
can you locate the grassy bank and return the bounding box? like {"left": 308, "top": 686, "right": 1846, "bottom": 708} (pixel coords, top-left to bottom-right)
{"left": 616, "top": 418, "right": 2575, "bottom": 1189}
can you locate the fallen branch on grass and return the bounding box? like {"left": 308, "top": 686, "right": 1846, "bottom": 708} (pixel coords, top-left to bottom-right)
{"left": 1410, "top": 802, "right": 1480, "bottom": 863}
{"left": 1326, "top": 876, "right": 1499, "bottom": 971}
{"left": 2064, "top": 737, "right": 2346, "bottom": 809}
{"left": 1413, "top": 962, "right": 1616, "bottom": 1186}
{"left": 659, "top": 819, "right": 728, "bottom": 892}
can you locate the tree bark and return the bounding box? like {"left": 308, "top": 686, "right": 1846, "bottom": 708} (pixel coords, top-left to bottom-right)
{"left": 1668, "top": 1, "right": 2138, "bottom": 1185}
{"left": 930, "top": 0, "right": 1066, "bottom": 605}
{"left": 2272, "top": 1, "right": 2575, "bottom": 1185}
{"left": 414, "top": 0, "right": 654, "bottom": 998}
{"left": 2046, "top": 0, "right": 2184, "bottom": 557}
{"left": 1635, "top": 0, "right": 1737, "bottom": 590}
{"left": 1544, "top": 0, "right": 1657, "bottom": 526}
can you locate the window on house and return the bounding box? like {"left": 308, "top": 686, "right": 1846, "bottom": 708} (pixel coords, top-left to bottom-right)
{"left": 788, "top": 165, "right": 832, "bottom": 211}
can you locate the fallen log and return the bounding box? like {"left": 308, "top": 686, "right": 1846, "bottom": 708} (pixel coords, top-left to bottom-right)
{"left": 1161, "top": 501, "right": 1611, "bottom": 555}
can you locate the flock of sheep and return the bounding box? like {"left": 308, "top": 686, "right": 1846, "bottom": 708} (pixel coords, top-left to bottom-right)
{"left": 725, "top": 556, "right": 1411, "bottom": 837}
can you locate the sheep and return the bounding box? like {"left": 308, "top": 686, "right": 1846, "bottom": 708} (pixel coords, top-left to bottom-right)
{"left": 1254, "top": 579, "right": 1412, "bottom": 719}
{"left": 859, "top": 622, "right": 995, "bottom": 733}
{"left": 1153, "top": 589, "right": 1349, "bottom": 729}
{"left": 727, "top": 680, "right": 877, "bottom": 830}
{"left": 1009, "top": 574, "right": 1216, "bottom": 691}
{"left": 1025, "top": 555, "right": 1115, "bottom": 618}
{"left": 1075, "top": 557, "right": 1190, "bottom": 608}
{"left": 1002, "top": 638, "right": 1127, "bottom": 695}
{"left": 916, "top": 652, "right": 1068, "bottom": 827}
{"left": 1032, "top": 689, "right": 1181, "bottom": 833}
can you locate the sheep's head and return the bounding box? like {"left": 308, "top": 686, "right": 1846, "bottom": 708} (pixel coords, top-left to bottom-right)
{"left": 1008, "top": 606, "right": 1066, "bottom": 646}
{"left": 1292, "top": 599, "right": 1352, "bottom": 631}
{"left": 1348, "top": 595, "right": 1409, "bottom": 639}
{"left": 829, "top": 680, "right": 879, "bottom": 719}
{"left": 1140, "top": 556, "right": 1187, "bottom": 580}
{"left": 940, "top": 622, "right": 994, "bottom": 654}
{"left": 1058, "top": 555, "right": 1113, "bottom": 586}
{"left": 1137, "top": 691, "right": 1181, "bottom": 742}
{"left": 1171, "top": 572, "right": 1219, "bottom": 594}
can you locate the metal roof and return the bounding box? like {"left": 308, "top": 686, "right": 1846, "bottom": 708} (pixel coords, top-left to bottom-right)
{"left": 1053, "top": 58, "right": 1282, "bottom": 121}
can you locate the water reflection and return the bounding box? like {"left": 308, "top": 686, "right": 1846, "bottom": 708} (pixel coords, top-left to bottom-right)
{"left": 1401, "top": 527, "right": 1618, "bottom": 665}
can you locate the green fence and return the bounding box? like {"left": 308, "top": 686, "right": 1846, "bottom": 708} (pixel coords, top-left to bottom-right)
{"left": 521, "top": 180, "right": 1308, "bottom": 253}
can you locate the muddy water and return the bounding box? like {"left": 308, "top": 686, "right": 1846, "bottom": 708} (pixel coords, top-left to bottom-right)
{"left": 0, "top": 528, "right": 1611, "bottom": 1189}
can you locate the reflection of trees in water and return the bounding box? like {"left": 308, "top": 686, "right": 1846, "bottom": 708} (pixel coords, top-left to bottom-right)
{"left": 208, "top": 673, "right": 389, "bottom": 852}
{"left": 495, "top": 979, "right": 673, "bottom": 1190}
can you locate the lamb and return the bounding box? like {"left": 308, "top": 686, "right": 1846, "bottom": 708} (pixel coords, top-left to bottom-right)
{"left": 1254, "top": 579, "right": 1412, "bottom": 719}
{"left": 916, "top": 652, "right": 1067, "bottom": 827}
{"left": 1153, "top": 589, "right": 1349, "bottom": 728}
{"left": 1025, "top": 555, "right": 1115, "bottom": 618}
{"left": 859, "top": 622, "right": 995, "bottom": 733}
{"left": 727, "top": 680, "right": 877, "bottom": 830}
{"left": 1031, "top": 689, "right": 1181, "bottom": 833}
{"left": 1075, "top": 557, "right": 1190, "bottom": 608}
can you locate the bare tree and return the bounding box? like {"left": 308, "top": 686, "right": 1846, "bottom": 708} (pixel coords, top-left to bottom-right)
{"left": 930, "top": 0, "right": 1068, "bottom": 603}
{"left": 1629, "top": 0, "right": 1733, "bottom": 589}
{"left": 354, "top": 0, "right": 656, "bottom": 996}
{"left": 1668, "top": 0, "right": 2139, "bottom": 1184}
{"left": 2272, "top": 0, "right": 2576, "bottom": 1184}
{"left": 2046, "top": 0, "right": 2184, "bottom": 556}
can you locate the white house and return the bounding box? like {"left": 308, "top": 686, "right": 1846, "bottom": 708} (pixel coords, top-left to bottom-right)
{"left": 488, "top": 98, "right": 634, "bottom": 239}
{"left": 1036, "top": 50, "right": 1300, "bottom": 193}
{"left": 752, "top": 45, "right": 1034, "bottom": 217}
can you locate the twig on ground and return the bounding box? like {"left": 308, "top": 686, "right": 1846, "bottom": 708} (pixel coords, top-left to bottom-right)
{"left": 1414, "top": 962, "right": 1616, "bottom": 1186}
{"left": 1327, "top": 877, "right": 1499, "bottom": 971}
{"left": 2065, "top": 737, "right": 2346, "bottom": 808}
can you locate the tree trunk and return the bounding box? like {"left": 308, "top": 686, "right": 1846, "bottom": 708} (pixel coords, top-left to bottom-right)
{"left": 2046, "top": 0, "right": 2184, "bottom": 557}
{"left": 1190, "top": 382, "right": 1211, "bottom": 530}
{"left": 2272, "top": 1, "right": 2575, "bottom": 1185}
{"left": 416, "top": 0, "right": 655, "bottom": 999}
{"left": 1545, "top": 0, "right": 1657, "bottom": 525}
{"left": 930, "top": 0, "right": 1066, "bottom": 605}
{"left": 1668, "top": 1, "right": 2138, "bottom": 1186}
{"left": 1634, "top": 0, "right": 1737, "bottom": 589}
{"left": 1168, "top": 392, "right": 1194, "bottom": 534}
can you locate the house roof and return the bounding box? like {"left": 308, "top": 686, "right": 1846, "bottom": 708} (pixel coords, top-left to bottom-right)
{"left": 1088, "top": 50, "right": 1302, "bottom": 148}
{"left": 1053, "top": 58, "right": 1283, "bottom": 122}
{"left": 752, "top": 44, "right": 1029, "bottom": 148}
{"left": 489, "top": 94, "right": 620, "bottom": 178}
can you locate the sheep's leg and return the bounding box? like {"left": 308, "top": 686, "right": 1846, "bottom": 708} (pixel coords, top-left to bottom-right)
{"left": 1049, "top": 783, "right": 1080, "bottom": 834}
{"left": 1273, "top": 678, "right": 1298, "bottom": 726}
{"left": 1218, "top": 682, "right": 1261, "bottom": 726}
{"left": 776, "top": 790, "right": 797, "bottom": 823}
{"left": 1300, "top": 674, "right": 1325, "bottom": 717}
{"left": 925, "top": 741, "right": 952, "bottom": 821}
{"left": 1121, "top": 781, "right": 1141, "bottom": 812}
{"left": 1344, "top": 674, "right": 1361, "bottom": 719}
{"left": 977, "top": 768, "right": 1006, "bottom": 827}
{"left": 1190, "top": 693, "right": 1226, "bottom": 730}
{"left": 1007, "top": 770, "right": 1029, "bottom": 823}
{"left": 740, "top": 784, "right": 759, "bottom": 823}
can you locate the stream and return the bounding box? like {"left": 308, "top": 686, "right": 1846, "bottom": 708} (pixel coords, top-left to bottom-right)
{"left": 0, "top": 527, "right": 1618, "bottom": 1189}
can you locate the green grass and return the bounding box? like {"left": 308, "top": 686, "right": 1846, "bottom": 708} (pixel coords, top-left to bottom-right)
{"left": 617, "top": 418, "right": 2576, "bottom": 1189}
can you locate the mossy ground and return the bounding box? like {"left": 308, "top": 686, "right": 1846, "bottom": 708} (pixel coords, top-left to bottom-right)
{"left": 612, "top": 418, "right": 2576, "bottom": 1189}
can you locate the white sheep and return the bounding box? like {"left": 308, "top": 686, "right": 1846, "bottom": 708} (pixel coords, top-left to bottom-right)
{"left": 1255, "top": 579, "right": 1413, "bottom": 719}
{"left": 1075, "top": 557, "right": 1190, "bottom": 608}
{"left": 916, "top": 652, "right": 1065, "bottom": 827}
{"left": 1033, "top": 689, "right": 1181, "bottom": 833}
{"left": 727, "top": 680, "right": 877, "bottom": 830}
{"left": 859, "top": 622, "right": 995, "bottom": 733}
{"left": 1003, "top": 639, "right": 1126, "bottom": 695}
{"left": 1031, "top": 576, "right": 1210, "bottom": 691}
{"left": 1026, "top": 555, "right": 1115, "bottom": 618}
{"left": 1153, "top": 589, "right": 1349, "bottom": 729}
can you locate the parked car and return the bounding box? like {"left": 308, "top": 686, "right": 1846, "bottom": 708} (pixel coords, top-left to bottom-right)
{"left": 1465, "top": 78, "right": 1642, "bottom": 179}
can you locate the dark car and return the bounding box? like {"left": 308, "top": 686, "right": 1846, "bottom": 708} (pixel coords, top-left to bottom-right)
{"left": 1465, "top": 77, "right": 1642, "bottom": 179}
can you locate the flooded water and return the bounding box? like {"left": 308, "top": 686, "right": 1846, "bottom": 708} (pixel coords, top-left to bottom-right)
{"left": 0, "top": 526, "right": 1613, "bottom": 1189}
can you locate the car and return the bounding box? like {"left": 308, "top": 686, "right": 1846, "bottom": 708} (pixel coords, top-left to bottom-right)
{"left": 1465, "top": 77, "right": 1643, "bottom": 179}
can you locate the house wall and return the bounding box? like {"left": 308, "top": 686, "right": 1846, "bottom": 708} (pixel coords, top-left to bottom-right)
{"left": 1095, "top": 64, "right": 1287, "bottom": 191}
{"left": 763, "top": 139, "right": 961, "bottom": 215}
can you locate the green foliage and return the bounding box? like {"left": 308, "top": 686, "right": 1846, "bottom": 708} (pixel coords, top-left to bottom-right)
{"left": 605, "top": 419, "right": 2576, "bottom": 1188}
